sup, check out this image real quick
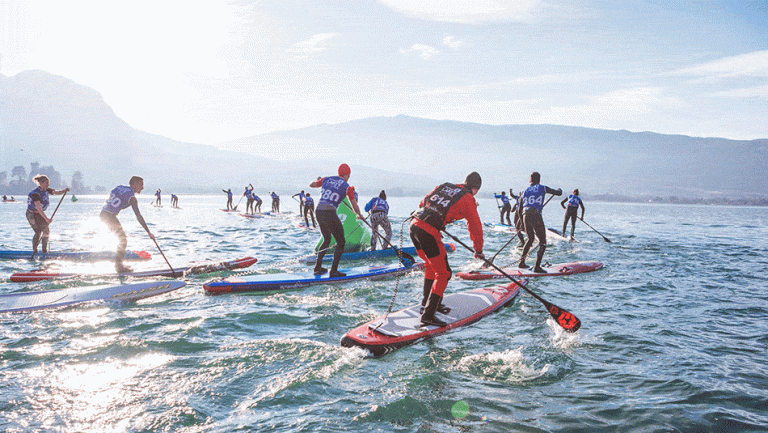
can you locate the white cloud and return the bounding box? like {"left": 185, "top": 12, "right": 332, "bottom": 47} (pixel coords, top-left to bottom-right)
{"left": 289, "top": 33, "right": 339, "bottom": 56}
{"left": 400, "top": 44, "right": 439, "bottom": 60}
{"left": 377, "top": 0, "right": 540, "bottom": 23}
{"left": 713, "top": 84, "right": 768, "bottom": 99}
{"left": 442, "top": 36, "right": 464, "bottom": 48}
{"left": 673, "top": 50, "right": 768, "bottom": 80}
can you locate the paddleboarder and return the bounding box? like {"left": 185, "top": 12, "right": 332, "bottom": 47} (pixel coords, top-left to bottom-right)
{"left": 561, "top": 189, "right": 585, "bottom": 240}
{"left": 222, "top": 188, "right": 234, "bottom": 210}
{"left": 25, "top": 174, "right": 69, "bottom": 257}
{"left": 410, "top": 172, "right": 485, "bottom": 327}
{"left": 494, "top": 191, "right": 513, "bottom": 225}
{"left": 254, "top": 193, "right": 263, "bottom": 213}
{"left": 100, "top": 176, "right": 155, "bottom": 273}
{"left": 519, "top": 172, "right": 562, "bottom": 273}
{"left": 271, "top": 192, "right": 280, "bottom": 213}
{"left": 303, "top": 193, "right": 316, "bottom": 228}
{"left": 154, "top": 189, "right": 161, "bottom": 206}
{"left": 244, "top": 184, "right": 255, "bottom": 214}
{"left": 171, "top": 194, "right": 179, "bottom": 208}
{"left": 292, "top": 190, "right": 306, "bottom": 215}
{"left": 309, "top": 163, "right": 364, "bottom": 277}
{"left": 365, "top": 190, "right": 392, "bottom": 251}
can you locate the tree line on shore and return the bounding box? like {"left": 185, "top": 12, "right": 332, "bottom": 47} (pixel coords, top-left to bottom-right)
{"left": 0, "top": 162, "right": 104, "bottom": 195}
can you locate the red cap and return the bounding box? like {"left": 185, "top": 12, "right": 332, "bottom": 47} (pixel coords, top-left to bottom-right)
{"left": 338, "top": 163, "right": 351, "bottom": 176}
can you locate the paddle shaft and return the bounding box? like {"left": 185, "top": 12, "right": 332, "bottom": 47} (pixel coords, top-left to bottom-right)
{"left": 48, "top": 191, "right": 67, "bottom": 222}
{"left": 152, "top": 238, "right": 178, "bottom": 277}
{"left": 442, "top": 228, "right": 581, "bottom": 332}
{"left": 580, "top": 218, "right": 611, "bottom": 242}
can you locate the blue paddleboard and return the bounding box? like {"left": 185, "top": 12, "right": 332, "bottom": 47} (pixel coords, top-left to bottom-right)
{"left": 203, "top": 262, "right": 424, "bottom": 294}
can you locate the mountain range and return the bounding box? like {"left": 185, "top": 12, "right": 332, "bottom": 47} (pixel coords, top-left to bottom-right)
{"left": 2, "top": 70, "right": 766, "bottom": 200}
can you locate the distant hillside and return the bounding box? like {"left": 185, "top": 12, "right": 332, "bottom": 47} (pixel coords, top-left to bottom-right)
{"left": 221, "top": 116, "right": 768, "bottom": 199}
{"left": 2, "top": 70, "right": 766, "bottom": 199}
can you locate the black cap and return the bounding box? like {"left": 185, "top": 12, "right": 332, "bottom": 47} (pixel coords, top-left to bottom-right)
{"left": 465, "top": 172, "right": 482, "bottom": 190}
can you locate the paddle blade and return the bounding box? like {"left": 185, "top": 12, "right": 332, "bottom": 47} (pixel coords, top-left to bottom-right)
{"left": 546, "top": 302, "right": 581, "bottom": 332}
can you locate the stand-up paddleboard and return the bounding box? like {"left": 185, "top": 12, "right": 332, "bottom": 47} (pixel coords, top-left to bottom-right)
{"left": 302, "top": 244, "right": 455, "bottom": 263}
{"left": 0, "top": 250, "right": 151, "bottom": 261}
{"left": 239, "top": 213, "right": 263, "bottom": 219}
{"left": 204, "top": 262, "right": 424, "bottom": 294}
{"left": 220, "top": 209, "right": 238, "bottom": 212}
{"left": 10, "top": 257, "right": 258, "bottom": 283}
{"left": 0, "top": 280, "right": 186, "bottom": 313}
{"left": 340, "top": 280, "right": 523, "bottom": 357}
{"left": 546, "top": 228, "right": 574, "bottom": 241}
{"left": 456, "top": 261, "right": 603, "bottom": 280}
{"left": 293, "top": 219, "right": 317, "bottom": 230}
{"left": 484, "top": 223, "right": 519, "bottom": 234}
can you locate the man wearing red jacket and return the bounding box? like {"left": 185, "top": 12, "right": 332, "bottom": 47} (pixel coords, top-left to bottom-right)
{"left": 410, "top": 172, "right": 485, "bottom": 327}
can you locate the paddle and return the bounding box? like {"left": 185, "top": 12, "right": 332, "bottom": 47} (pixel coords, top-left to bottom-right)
{"left": 442, "top": 228, "right": 581, "bottom": 332}
{"left": 152, "top": 238, "right": 178, "bottom": 277}
{"left": 49, "top": 190, "right": 68, "bottom": 222}
{"left": 233, "top": 195, "right": 244, "bottom": 212}
{"left": 580, "top": 218, "right": 611, "bottom": 243}
{"left": 482, "top": 193, "right": 554, "bottom": 268}
{"left": 343, "top": 202, "right": 415, "bottom": 266}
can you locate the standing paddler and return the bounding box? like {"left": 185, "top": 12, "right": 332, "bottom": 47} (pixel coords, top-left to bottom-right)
{"left": 410, "top": 172, "right": 485, "bottom": 327}
{"left": 309, "top": 163, "right": 364, "bottom": 277}
{"left": 519, "top": 171, "right": 562, "bottom": 273}
{"left": 26, "top": 174, "right": 69, "bottom": 257}
{"left": 100, "top": 176, "right": 155, "bottom": 273}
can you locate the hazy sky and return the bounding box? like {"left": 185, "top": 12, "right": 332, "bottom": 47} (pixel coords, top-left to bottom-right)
{"left": 2, "top": 0, "right": 767, "bottom": 143}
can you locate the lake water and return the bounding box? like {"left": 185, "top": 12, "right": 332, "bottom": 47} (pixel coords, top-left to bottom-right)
{"left": 1, "top": 194, "right": 767, "bottom": 432}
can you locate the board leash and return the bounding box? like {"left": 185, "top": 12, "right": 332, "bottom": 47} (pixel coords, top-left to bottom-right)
{"left": 371, "top": 217, "right": 413, "bottom": 331}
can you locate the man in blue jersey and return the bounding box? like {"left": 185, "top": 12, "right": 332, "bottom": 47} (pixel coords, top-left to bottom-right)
{"left": 292, "top": 190, "right": 306, "bottom": 215}
{"left": 519, "top": 172, "right": 562, "bottom": 273}
{"left": 494, "top": 190, "right": 517, "bottom": 225}
{"left": 309, "top": 163, "right": 364, "bottom": 277}
{"left": 100, "top": 176, "right": 155, "bottom": 273}
{"left": 223, "top": 188, "right": 234, "bottom": 210}
{"left": 26, "top": 174, "right": 69, "bottom": 257}
{"left": 271, "top": 192, "right": 280, "bottom": 213}
{"left": 365, "top": 190, "right": 392, "bottom": 251}
{"left": 171, "top": 194, "right": 179, "bottom": 208}
{"left": 561, "top": 189, "right": 585, "bottom": 240}
{"left": 244, "top": 184, "right": 255, "bottom": 214}
{"left": 303, "top": 192, "right": 316, "bottom": 227}
{"left": 154, "top": 189, "right": 161, "bottom": 206}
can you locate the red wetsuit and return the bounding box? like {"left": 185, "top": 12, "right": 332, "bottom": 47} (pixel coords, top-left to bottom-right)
{"left": 410, "top": 182, "right": 483, "bottom": 296}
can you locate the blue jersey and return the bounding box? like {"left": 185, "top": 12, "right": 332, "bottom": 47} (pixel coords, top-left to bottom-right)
{"left": 365, "top": 197, "right": 389, "bottom": 214}
{"left": 304, "top": 196, "right": 314, "bottom": 206}
{"left": 244, "top": 189, "right": 253, "bottom": 199}
{"left": 27, "top": 187, "right": 52, "bottom": 212}
{"left": 318, "top": 176, "right": 350, "bottom": 209}
{"left": 253, "top": 194, "right": 261, "bottom": 201}
{"left": 520, "top": 184, "right": 547, "bottom": 211}
{"left": 566, "top": 194, "right": 582, "bottom": 208}
{"left": 495, "top": 194, "right": 510, "bottom": 205}
{"left": 102, "top": 185, "right": 135, "bottom": 215}
{"left": 271, "top": 193, "right": 279, "bottom": 199}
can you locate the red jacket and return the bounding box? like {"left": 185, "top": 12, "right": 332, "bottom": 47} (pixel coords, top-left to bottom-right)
{"left": 416, "top": 183, "right": 484, "bottom": 254}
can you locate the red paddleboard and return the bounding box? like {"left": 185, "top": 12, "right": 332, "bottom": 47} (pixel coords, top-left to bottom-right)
{"left": 10, "top": 257, "right": 257, "bottom": 283}
{"left": 456, "top": 261, "right": 603, "bottom": 280}
{"left": 340, "top": 280, "right": 523, "bottom": 357}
